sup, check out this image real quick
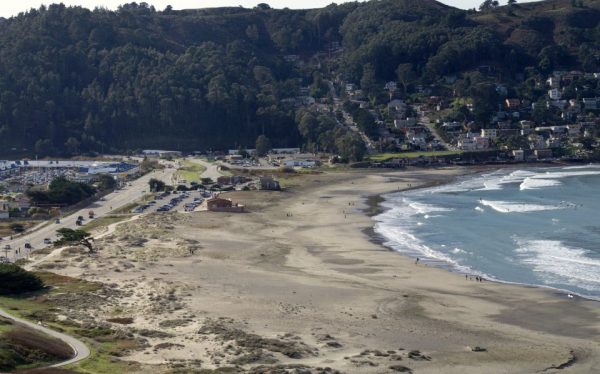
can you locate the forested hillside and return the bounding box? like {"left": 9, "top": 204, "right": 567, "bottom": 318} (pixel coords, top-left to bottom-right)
{"left": 0, "top": 0, "right": 598, "bottom": 156}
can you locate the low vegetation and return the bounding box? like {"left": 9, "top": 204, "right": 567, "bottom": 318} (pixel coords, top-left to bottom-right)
{"left": 0, "top": 272, "right": 145, "bottom": 373}
{"left": 0, "top": 323, "right": 74, "bottom": 372}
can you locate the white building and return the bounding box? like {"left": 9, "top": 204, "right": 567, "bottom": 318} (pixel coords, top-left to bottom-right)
{"left": 512, "top": 149, "right": 525, "bottom": 162}
{"left": 548, "top": 88, "right": 562, "bottom": 100}
{"left": 394, "top": 118, "right": 417, "bottom": 128}
{"left": 284, "top": 159, "right": 317, "bottom": 168}
{"left": 481, "top": 128, "right": 498, "bottom": 139}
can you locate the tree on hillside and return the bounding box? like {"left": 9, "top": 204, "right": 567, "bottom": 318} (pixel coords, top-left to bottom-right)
{"left": 335, "top": 133, "right": 366, "bottom": 162}
{"left": 255, "top": 135, "right": 272, "bottom": 157}
{"left": 56, "top": 228, "right": 95, "bottom": 253}
{"left": 360, "top": 63, "right": 378, "bottom": 101}
{"left": 396, "top": 63, "right": 417, "bottom": 95}
{"left": 479, "top": 0, "right": 499, "bottom": 11}
{"left": 508, "top": 0, "right": 517, "bottom": 5}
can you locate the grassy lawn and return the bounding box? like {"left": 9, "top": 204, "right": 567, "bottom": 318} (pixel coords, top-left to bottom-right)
{"left": 176, "top": 160, "right": 206, "bottom": 183}
{"left": 368, "top": 150, "right": 464, "bottom": 162}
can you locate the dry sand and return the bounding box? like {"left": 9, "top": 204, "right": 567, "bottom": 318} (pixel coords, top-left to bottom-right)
{"left": 30, "top": 167, "right": 600, "bottom": 373}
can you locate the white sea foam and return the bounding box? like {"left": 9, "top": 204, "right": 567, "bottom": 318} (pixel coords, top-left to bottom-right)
{"left": 515, "top": 239, "right": 600, "bottom": 291}
{"left": 519, "top": 177, "right": 562, "bottom": 190}
{"left": 562, "top": 164, "right": 600, "bottom": 170}
{"left": 408, "top": 201, "right": 453, "bottom": 215}
{"left": 480, "top": 199, "right": 563, "bottom": 213}
{"left": 374, "top": 198, "right": 469, "bottom": 271}
{"left": 474, "top": 206, "right": 484, "bottom": 212}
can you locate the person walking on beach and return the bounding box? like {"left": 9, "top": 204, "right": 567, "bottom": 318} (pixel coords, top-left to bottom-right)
{"left": 415, "top": 257, "right": 419, "bottom": 265}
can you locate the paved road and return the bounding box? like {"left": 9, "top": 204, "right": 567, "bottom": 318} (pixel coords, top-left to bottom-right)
{"left": 0, "top": 308, "right": 90, "bottom": 367}
{"left": 1, "top": 168, "right": 175, "bottom": 261}
{"left": 327, "top": 79, "right": 377, "bottom": 154}
{"left": 415, "top": 109, "right": 455, "bottom": 151}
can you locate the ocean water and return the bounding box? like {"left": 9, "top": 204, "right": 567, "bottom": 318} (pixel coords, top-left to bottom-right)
{"left": 374, "top": 164, "right": 600, "bottom": 300}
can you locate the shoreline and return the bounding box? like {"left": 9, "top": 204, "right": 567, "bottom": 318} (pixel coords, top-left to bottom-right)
{"left": 22, "top": 164, "right": 600, "bottom": 373}
{"left": 365, "top": 164, "right": 600, "bottom": 304}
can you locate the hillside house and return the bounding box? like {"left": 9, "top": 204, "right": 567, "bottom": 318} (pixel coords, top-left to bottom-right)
{"left": 567, "top": 124, "right": 582, "bottom": 137}
{"left": 548, "top": 89, "right": 562, "bottom": 100}
{"left": 481, "top": 128, "right": 498, "bottom": 139}
{"left": 583, "top": 98, "right": 598, "bottom": 111}
{"left": 505, "top": 99, "right": 521, "bottom": 110}
{"left": 394, "top": 118, "right": 417, "bottom": 128}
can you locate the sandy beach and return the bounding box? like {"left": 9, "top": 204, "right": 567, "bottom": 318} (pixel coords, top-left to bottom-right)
{"left": 29, "top": 167, "right": 600, "bottom": 373}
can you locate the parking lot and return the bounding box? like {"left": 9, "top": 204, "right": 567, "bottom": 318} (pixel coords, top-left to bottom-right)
{"left": 131, "top": 190, "right": 212, "bottom": 214}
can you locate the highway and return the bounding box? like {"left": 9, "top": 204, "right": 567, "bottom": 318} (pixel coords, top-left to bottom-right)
{"left": 1, "top": 167, "right": 175, "bottom": 261}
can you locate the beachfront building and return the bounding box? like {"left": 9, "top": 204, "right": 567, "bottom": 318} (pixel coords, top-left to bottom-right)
{"left": 512, "top": 150, "right": 525, "bottom": 162}
{"left": 283, "top": 158, "right": 319, "bottom": 168}
{"left": 259, "top": 176, "right": 281, "bottom": 191}
{"left": 206, "top": 197, "right": 245, "bottom": 213}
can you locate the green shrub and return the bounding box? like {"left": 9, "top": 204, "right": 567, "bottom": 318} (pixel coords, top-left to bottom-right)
{"left": 0, "top": 265, "right": 44, "bottom": 295}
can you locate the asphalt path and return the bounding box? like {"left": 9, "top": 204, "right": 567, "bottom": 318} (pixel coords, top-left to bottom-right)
{"left": 0, "top": 308, "right": 91, "bottom": 367}
{"left": 1, "top": 168, "right": 175, "bottom": 261}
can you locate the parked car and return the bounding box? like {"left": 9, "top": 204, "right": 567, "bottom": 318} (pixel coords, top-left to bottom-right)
{"left": 0, "top": 257, "right": 10, "bottom": 264}
{"left": 43, "top": 238, "right": 52, "bottom": 245}
{"left": 24, "top": 243, "right": 31, "bottom": 249}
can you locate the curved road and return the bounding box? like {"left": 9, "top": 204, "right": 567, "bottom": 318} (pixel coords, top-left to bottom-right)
{"left": 0, "top": 308, "right": 90, "bottom": 367}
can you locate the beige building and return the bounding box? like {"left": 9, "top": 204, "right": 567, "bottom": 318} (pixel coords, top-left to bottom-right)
{"left": 0, "top": 200, "right": 9, "bottom": 219}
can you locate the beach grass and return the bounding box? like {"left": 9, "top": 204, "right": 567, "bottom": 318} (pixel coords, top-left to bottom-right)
{"left": 0, "top": 272, "right": 149, "bottom": 373}
{"left": 83, "top": 215, "right": 132, "bottom": 232}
